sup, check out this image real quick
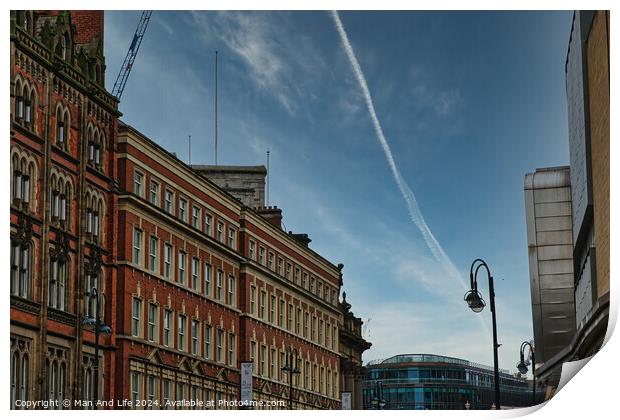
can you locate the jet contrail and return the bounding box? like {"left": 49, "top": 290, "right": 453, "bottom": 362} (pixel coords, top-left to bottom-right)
{"left": 330, "top": 11, "right": 490, "bottom": 335}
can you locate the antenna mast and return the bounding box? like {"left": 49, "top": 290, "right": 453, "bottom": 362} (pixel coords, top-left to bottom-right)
{"left": 188, "top": 135, "right": 192, "bottom": 165}
{"left": 266, "top": 149, "right": 270, "bottom": 206}
{"left": 214, "top": 50, "right": 219, "bottom": 165}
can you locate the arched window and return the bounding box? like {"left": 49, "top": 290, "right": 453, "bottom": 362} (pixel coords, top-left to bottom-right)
{"left": 49, "top": 255, "right": 68, "bottom": 311}
{"left": 10, "top": 337, "right": 31, "bottom": 409}
{"left": 56, "top": 107, "right": 68, "bottom": 147}
{"left": 20, "top": 354, "right": 29, "bottom": 404}
{"left": 60, "top": 33, "right": 70, "bottom": 61}
{"left": 11, "top": 352, "right": 18, "bottom": 409}
{"left": 50, "top": 171, "right": 72, "bottom": 228}
{"left": 11, "top": 149, "right": 37, "bottom": 213}
{"left": 10, "top": 240, "right": 31, "bottom": 299}
{"left": 14, "top": 79, "right": 23, "bottom": 119}
{"left": 85, "top": 267, "right": 103, "bottom": 320}
{"left": 87, "top": 126, "right": 105, "bottom": 168}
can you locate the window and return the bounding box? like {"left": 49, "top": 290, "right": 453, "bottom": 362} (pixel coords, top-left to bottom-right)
{"left": 164, "top": 244, "right": 172, "bottom": 279}
{"left": 133, "top": 172, "right": 143, "bottom": 197}
{"left": 205, "top": 214, "right": 212, "bottom": 236}
{"left": 178, "top": 314, "right": 186, "bottom": 351}
{"left": 216, "top": 330, "right": 224, "bottom": 363}
{"left": 84, "top": 273, "right": 99, "bottom": 319}
{"left": 303, "top": 272, "right": 308, "bottom": 289}
{"left": 312, "top": 316, "right": 317, "bottom": 341}
{"left": 304, "top": 312, "right": 310, "bottom": 338}
{"left": 148, "top": 303, "right": 157, "bottom": 342}
{"left": 216, "top": 271, "right": 223, "bottom": 301}
{"left": 163, "top": 309, "right": 172, "bottom": 347}
{"left": 12, "top": 169, "right": 31, "bottom": 208}
{"left": 48, "top": 258, "right": 67, "bottom": 311}
{"left": 321, "top": 367, "right": 325, "bottom": 394}
{"left": 296, "top": 308, "right": 302, "bottom": 334}
{"left": 204, "top": 263, "right": 212, "bottom": 297}
{"left": 287, "top": 304, "right": 293, "bottom": 331}
{"left": 132, "top": 228, "right": 142, "bottom": 265}
{"left": 277, "top": 258, "right": 283, "bottom": 275}
{"left": 147, "top": 375, "right": 156, "bottom": 409}
{"left": 269, "top": 295, "right": 276, "bottom": 323}
{"left": 10, "top": 342, "right": 30, "bottom": 409}
{"left": 51, "top": 189, "right": 68, "bottom": 223}
{"left": 227, "top": 228, "right": 235, "bottom": 248}
{"left": 228, "top": 333, "right": 235, "bottom": 366}
{"left": 250, "top": 286, "right": 256, "bottom": 315}
{"left": 179, "top": 198, "right": 187, "bottom": 222}
{"left": 55, "top": 107, "right": 68, "bottom": 146}
{"left": 228, "top": 275, "right": 235, "bottom": 306}
{"left": 204, "top": 325, "right": 212, "bottom": 360}
{"left": 305, "top": 362, "right": 310, "bottom": 389}
{"left": 178, "top": 251, "right": 186, "bottom": 285}
{"left": 149, "top": 236, "right": 158, "bottom": 272}
{"left": 280, "top": 352, "right": 286, "bottom": 382}
{"left": 327, "top": 368, "right": 332, "bottom": 396}
{"left": 258, "top": 247, "right": 265, "bottom": 265}
{"left": 268, "top": 252, "right": 274, "bottom": 270}
{"left": 191, "top": 257, "right": 199, "bottom": 290}
{"left": 164, "top": 190, "right": 173, "bottom": 214}
{"left": 270, "top": 349, "right": 276, "bottom": 379}
{"left": 310, "top": 278, "right": 316, "bottom": 294}
{"left": 294, "top": 267, "right": 301, "bottom": 285}
{"left": 131, "top": 298, "right": 142, "bottom": 337}
{"left": 131, "top": 371, "right": 140, "bottom": 407}
{"left": 149, "top": 181, "right": 159, "bottom": 205}
{"left": 217, "top": 222, "right": 224, "bottom": 242}
{"left": 249, "top": 240, "right": 255, "bottom": 260}
{"left": 191, "top": 320, "right": 199, "bottom": 355}
{"left": 250, "top": 342, "right": 257, "bottom": 372}
{"left": 318, "top": 282, "right": 323, "bottom": 297}
{"left": 259, "top": 291, "right": 266, "bottom": 319}
{"left": 162, "top": 379, "right": 171, "bottom": 408}
{"left": 192, "top": 206, "right": 200, "bottom": 229}
{"left": 259, "top": 345, "right": 266, "bottom": 376}
{"left": 313, "top": 365, "right": 317, "bottom": 391}
{"left": 319, "top": 319, "right": 324, "bottom": 345}
{"left": 278, "top": 300, "right": 284, "bottom": 327}
{"left": 326, "top": 323, "right": 331, "bottom": 349}
{"left": 332, "top": 289, "right": 337, "bottom": 305}
{"left": 332, "top": 326, "right": 337, "bottom": 349}
{"left": 286, "top": 263, "right": 292, "bottom": 280}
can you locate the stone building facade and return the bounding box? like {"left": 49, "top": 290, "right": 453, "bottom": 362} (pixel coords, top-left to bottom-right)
{"left": 10, "top": 10, "right": 370, "bottom": 409}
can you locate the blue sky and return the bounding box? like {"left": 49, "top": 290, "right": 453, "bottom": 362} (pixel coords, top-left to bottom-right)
{"left": 105, "top": 10, "right": 573, "bottom": 373}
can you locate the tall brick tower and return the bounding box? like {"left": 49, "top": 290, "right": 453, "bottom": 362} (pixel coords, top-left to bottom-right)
{"left": 10, "top": 10, "right": 120, "bottom": 408}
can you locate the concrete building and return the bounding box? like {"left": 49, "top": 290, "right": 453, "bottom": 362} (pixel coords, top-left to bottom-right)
{"left": 524, "top": 167, "right": 575, "bottom": 388}
{"left": 525, "top": 10, "right": 609, "bottom": 397}
{"left": 10, "top": 10, "right": 120, "bottom": 408}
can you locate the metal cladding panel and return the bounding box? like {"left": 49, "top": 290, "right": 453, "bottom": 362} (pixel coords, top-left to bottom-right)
{"left": 539, "top": 273, "right": 574, "bottom": 290}
{"left": 540, "top": 288, "right": 575, "bottom": 305}
{"left": 537, "top": 245, "right": 574, "bottom": 261}
{"left": 536, "top": 230, "right": 573, "bottom": 246}
{"left": 534, "top": 202, "right": 572, "bottom": 217}
{"left": 567, "top": 12, "right": 592, "bottom": 243}
{"left": 575, "top": 252, "right": 594, "bottom": 325}
{"left": 533, "top": 187, "right": 571, "bottom": 204}
{"left": 538, "top": 260, "right": 573, "bottom": 276}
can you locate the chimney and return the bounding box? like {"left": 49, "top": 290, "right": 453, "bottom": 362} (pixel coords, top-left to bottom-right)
{"left": 254, "top": 206, "right": 282, "bottom": 229}
{"left": 289, "top": 231, "right": 311, "bottom": 247}
{"left": 70, "top": 11, "right": 104, "bottom": 45}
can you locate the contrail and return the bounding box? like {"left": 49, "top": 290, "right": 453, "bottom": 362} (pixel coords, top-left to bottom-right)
{"left": 330, "top": 11, "right": 490, "bottom": 335}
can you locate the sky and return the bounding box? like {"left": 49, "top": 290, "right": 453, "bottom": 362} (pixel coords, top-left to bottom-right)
{"left": 105, "top": 10, "right": 573, "bottom": 374}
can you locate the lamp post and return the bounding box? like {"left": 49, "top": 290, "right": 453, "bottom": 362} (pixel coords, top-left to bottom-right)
{"left": 280, "top": 346, "right": 300, "bottom": 409}
{"left": 464, "top": 258, "right": 501, "bottom": 410}
{"left": 517, "top": 340, "right": 536, "bottom": 406}
{"left": 83, "top": 287, "right": 111, "bottom": 409}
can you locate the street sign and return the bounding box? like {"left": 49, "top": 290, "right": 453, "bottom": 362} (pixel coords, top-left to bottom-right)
{"left": 240, "top": 362, "right": 253, "bottom": 406}
{"left": 341, "top": 392, "right": 352, "bottom": 410}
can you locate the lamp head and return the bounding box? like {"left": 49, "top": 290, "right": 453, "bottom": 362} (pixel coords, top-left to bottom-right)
{"left": 464, "top": 289, "right": 485, "bottom": 313}
{"left": 82, "top": 317, "right": 96, "bottom": 326}
{"left": 100, "top": 325, "right": 112, "bottom": 335}
{"left": 517, "top": 360, "right": 529, "bottom": 375}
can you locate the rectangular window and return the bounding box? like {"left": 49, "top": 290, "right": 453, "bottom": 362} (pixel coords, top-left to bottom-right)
{"left": 318, "top": 282, "right": 323, "bottom": 297}
{"left": 287, "top": 304, "right": 293, "bottom": 331}
{"left": 277, "top": 258, "right": 283, "bottom": 275}
{"left": 149, "top": 236, "right": 158, "bottom": 272}
{"left": 258, "top": 247, "right": 265, "bottom": 265}
{"left": 133, "top": 228, "right": 142, "bottom": 265}
{"left": 280, "top": 352, "right": 286, "bottom": 382}
{"left": 321, "top": 367, "right": 325, "bottom": 394}
{"left": 305, "top": 362, "right": 310, "bottom": 389}
{"left": 216, "top": 271, "right": 223, "bottom": 301}
{"left": 227, "top": 228, "right": 235, "bottom": 248}
{"left": 251, "top": 342, "right": 257, "bottom": 372}
{"left": 294, "top": 267, "right": 301, "bottom": 285}
{"left": 204, "top": 325, "right": 212, "bottom": 360}
{"left": 216, "top": 330, "right": 224, "bottom": 363}
{"left": 217, "top": 222, "right": 224, "bottom": 242}
{"left": 204, "top": 263, "right": 212, "bottom": 297}
{"left": 134, "top": 172, "right": 143, "bottom": 196}
{"left": 179, "top": 198, "right": 187, "bottom": 222}
{"left": 228, "top": 276, "right": 235, "bottom": 306}
{"left": 296, "top": 308, "right": 302, "bottom": 334}
{"left": 228, "top": 333, "right": 235, "bottom": 366}
{"left": 164, "top": 244, "right": 172, "bottom": 279}
{"left": 149, "top": 181, "right": 159, "bottom": 205}
{"left": 164, "top": 190, "right": 173, "bottom": 214}
{"left": 148, "top": 303, "right": 157, "bottom": 342}
{"left": 162, "top": 379, "right": 171, "bottom": 408}
{"left": 205, "top": 214, "right": 212, "bottom": 236}
{"left": 286, "top": 263, "right": 292, "bottom": 281}
{"left": 303, "top": 272, "right": 308, "bottom": 289}
{"left": 268, "top": 252, "right": 274, "bottom": 270}
{"left": 147, "top": 375, "right": 156, "bottom": 408}
{"left": 249, "top": 240, "right": 255, "bottom": 260}
{"left": 192, "top": 206, "right": 200, "bottom": 229}
{"left": 250, "top": 286, "right": 256, "bottom": 315}
{"left": 326, "top": 323, "right": 331, "bottom": 349}
{"left": 259, "top": 345, "right": 266, "bottom": 376}
{"left": 191, "top": 257, "right": 199, "bottom": 290}
{"left": 313, "top": 365, "right": 317, "bottom": 391}
{"left": 131, "top": 298, "right": 141, "bottom": 337}
{"left": 332, "top": 326, "right": 337, "bottom": 349}
{"left": 312, "top": 315, "right": 317, "bottom": 341}
{"left": 191, "top": 320, "right": 199, "bottom": 355}
{"left": 319, "top": 319, "right": 324, "bottom": 345}
{"left": 260, "top": 291, "right": 266, "bottom": 319}
{"left": 131, "top": 371, "right": 140, "bottom": 405}
{"left": 269, "top": 295, "right": 276, "bottom": 323}
{"left": 163, "top": 309, "right": 172, "bottom": 347}
{"left": 178, "top": 314, "right": 186, "bottom": 351}
{"left": 178, "top": 251, "right": 186, "bottom": 285}
{"left": 279, "top": 300, "right": 285, "bottom": 327}
{"left": 304, "top": 312, "right": 310, "bottom": 338}
{"left": 270, "top": 349, "right": 276, "bottom": 379}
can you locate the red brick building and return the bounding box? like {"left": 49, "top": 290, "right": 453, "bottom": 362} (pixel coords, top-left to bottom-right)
{"left": 10, "top": 10, "right": 369, "bottom": 410}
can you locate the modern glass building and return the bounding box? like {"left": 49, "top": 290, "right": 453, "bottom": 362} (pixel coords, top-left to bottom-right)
{"left": 363, "top": 354, "right": 543, "bottom": 410}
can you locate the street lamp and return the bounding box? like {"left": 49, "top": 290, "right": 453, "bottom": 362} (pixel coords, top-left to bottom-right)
{"left": 83, "top": 287, "right": 112, "bottom": 409}
{"left": 280, "top": 346, "right": 301, "bottom": 409}
{"left": 464, "top": 258, "right": 501, "bottom": 409}
{"left": 517, "top": 340, "right": 536, "bottom": 406}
